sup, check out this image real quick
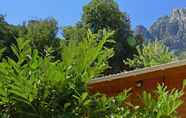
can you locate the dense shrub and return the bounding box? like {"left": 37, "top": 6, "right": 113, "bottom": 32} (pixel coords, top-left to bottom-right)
{"left": 0, "top": 30, "right": 183, "bottom": 118}
{"left": 125, "top": 41, "right": 175, "bottom": 69}
{"left": 0, "top": 30, "right": 114, "bottom": 117}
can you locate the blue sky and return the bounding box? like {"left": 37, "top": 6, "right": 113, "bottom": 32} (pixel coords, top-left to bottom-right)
{"left": 0, "top": 0, "right": 186, "bottom": 29}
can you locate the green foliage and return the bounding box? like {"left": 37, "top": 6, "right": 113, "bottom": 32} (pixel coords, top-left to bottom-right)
{"left": 125, "top": 41, "right": 175, "bottom": 69}
{"left": 63, "top": 22, "right": 88, "bottom": 41}
{"left": 82, "top": 0, "right": 135, "bottom": 74}
{"left": 0, "top": 29, "right": 183, "bottom": 118}
{"left": 136, "top": 84, "right": 184, "bottom": 117}
{"left": 0, "top": 15, "right": 19, "bottom": 61}
{"left": 22, "top": 18, "right": 59, "bottom": 56}
{"left": 82, "top": 0, "right": 130, "bottom": 33}
{"left": 62, "top": 0, "right": 136, "bottom": 74}
{"left": 0, "top": 30, "right": 115, "bottom": 117}
{"left": 0, "top": 13, "right": 184, "bottom": 118}
{"left": 0, "top": 16, "right": 61, "bottom": 61}
{"left": 127, "top": 36, "right": 143, "bottom": 47}
{"left": 0, "top": 38, "right": 42, "bottom": 116}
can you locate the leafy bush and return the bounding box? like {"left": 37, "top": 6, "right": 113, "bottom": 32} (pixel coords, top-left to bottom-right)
{"left": 125, "top": 41, "right": 175, "bottom": 69}
{"left": 0, "top": 30, "right": 184, "bottom": 118}
{"left": 134, "top": 84, "right": 184, "bottom": 117}
{"left": 0, "top": 30, "right": 115, "bottom": 117}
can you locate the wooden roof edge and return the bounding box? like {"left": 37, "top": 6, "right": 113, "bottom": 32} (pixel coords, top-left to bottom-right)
{"left": 88, "top": 59, "right": 186, "bottom": 85}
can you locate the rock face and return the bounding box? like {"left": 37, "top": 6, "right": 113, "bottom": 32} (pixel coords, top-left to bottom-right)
{"left": 134, "top": 25, "right": 154, "bottom": 41}
{"left": 134, "top": 8, "right": 186, "bottom": 52}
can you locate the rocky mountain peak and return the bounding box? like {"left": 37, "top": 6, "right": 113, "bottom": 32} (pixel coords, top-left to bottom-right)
{"left": 134, "top": 8, "right": 186, "bottom": 52}
{"left": 171, "top": 8, "right": 186, "bottom": 21}
{"left": 134, "top": 25, "right": 153, "bottom": 40}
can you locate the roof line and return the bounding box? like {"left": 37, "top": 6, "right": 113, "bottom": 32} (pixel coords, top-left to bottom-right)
{"left": 88, "top": 59, "right": 186, "bottom": 85}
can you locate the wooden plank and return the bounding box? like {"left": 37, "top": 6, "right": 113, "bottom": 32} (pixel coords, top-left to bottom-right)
{"left": 89, "top": 60, "right": 186, "bottom": 85}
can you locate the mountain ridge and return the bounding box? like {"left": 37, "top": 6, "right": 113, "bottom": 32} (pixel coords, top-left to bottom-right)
{"left": 134, "top": 8, "right": 186, "bottom": 52}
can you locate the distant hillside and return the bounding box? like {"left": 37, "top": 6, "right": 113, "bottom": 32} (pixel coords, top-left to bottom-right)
{"left": 134, "top": 8, "right": 186, "bottom": 52}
